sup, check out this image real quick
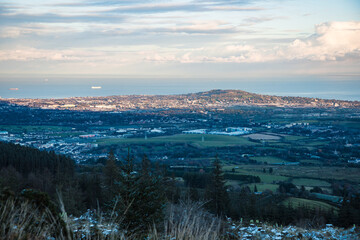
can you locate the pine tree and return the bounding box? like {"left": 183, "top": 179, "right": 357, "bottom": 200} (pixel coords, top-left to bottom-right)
{"left": 205, "top": 156, "right": 229, "bottom": 216}
{"left": 136, "top": 155, "right": 166, "bottom": 228}
{"left": 141, "top": 154, "right": 150, "bottom": 177}
{"left": 112, "top": 152, "right": 166, "bottom": 234}
{"left": 103, "top": 150, "right": 119, "bottom": 188}
{"left": 103, "top": 150, "right": 120, "bottom": 202}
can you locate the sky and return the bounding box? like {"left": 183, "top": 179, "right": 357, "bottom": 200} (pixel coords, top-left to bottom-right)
{"left": 0, "top": 0, "right": 359, "bottom": 80}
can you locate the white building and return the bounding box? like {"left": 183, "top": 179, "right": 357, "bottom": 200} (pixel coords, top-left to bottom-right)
{"left": 182, "top": 129, "right": 207, "bottom": 134}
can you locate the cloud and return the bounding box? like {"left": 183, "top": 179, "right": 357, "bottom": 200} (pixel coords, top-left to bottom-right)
{"left": 0, "top": 19, "right": 242, "bottom": 40}
{"left": 50, "top": 0, "right": 264, "bottom": 14}
{"left": 143, "top": 21, "right": 360, "bottom": 63}
{"left": 0, "top": 13, "right": 125, "bottom": 25}
{"left": 51, "top": 0, "right": 155, "bottom": 7}
{"left": 285, "top": 21, "right": 360, "bottom": 61}
{"left": 0, "top": 48, "right": 82, "bottom": 61}
{"left": 0, "top": 47, "right": 128, "bottom": 62}
{"left": 197, "top": 0, "right": 256, "bottom": 6}
{"left": 100, "top": 1, "right": 265, "bottom": 14}
{"left": 209, "top": 6, "right": 264, "bottom": 11}
{"left": 102, "top": 3, "right": 205, "bottom": 14}
{"left": 139, "top": 21, "right": 239, "bottom": 35}
{"left": 242, "top": 16, "right": 280, "bottom": 25}
{"left": 1, "top": 21, "right": 359, "bottom": 66}
{"left": 0, "top": 24, "right": 79, "bottom": 38}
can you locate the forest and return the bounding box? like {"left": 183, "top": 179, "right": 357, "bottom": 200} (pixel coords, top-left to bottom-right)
{"left": 1, "top": 141, "right": 360, "bottom": 239}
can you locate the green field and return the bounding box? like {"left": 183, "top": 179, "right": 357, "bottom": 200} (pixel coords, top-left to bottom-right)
{"left": 291, "top": 178, "right": 331, "bottom": 187}
{"left": 300, "top": 159, "right": 322, "bottom": 164}
{"left": 250, "top": 156, "right": 288, "bottom": 164}
{"left": 96, "top": 134, "right": 259, "bottom": 148}
{"left": 49, "top": 131, "right": 86, "bottom": 138}
{"left": 283, "top": 135, "right": 308, "bottom": 141}
{"left": 281, "top": 197, "right": 338, "bottom": 212}
{"left": 223, "top": 166, "right": 289, "bottom": 183}
{"left": 0, "top": 125, "right": 72, "bottom": 133}
{"left": 226, "top": 180, "right": 246, "bottom": 188}
{"left": 238, "top": 165, "right": 360, "bottom": 184}
{"left": 331, "top": 121, "right": 360, "bottom": 129}
{"left": 303, "top": 141, "right": 330, "bottom": 147}
{"left": 245, "top": 183, "right": 279, "bottom": 192}
{"left": 248, "top": 132, "right": 329, "bottom": 150}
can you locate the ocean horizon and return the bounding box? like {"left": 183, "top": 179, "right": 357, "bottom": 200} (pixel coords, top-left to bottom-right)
{"left": 1, "top": 77, "right": 359, "bottom": 101}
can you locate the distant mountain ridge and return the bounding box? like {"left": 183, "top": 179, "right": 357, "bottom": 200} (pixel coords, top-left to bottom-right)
{"left": 2, "top": 89, "right": 359, "bottom": 111}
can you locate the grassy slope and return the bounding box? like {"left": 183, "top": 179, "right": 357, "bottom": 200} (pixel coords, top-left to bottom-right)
{"left": 281, "top": 197, "right": 338, "bottom": 212}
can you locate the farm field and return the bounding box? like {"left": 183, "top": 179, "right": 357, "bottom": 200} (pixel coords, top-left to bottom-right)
{"left": 329, "top": 120, "right": 360, "bottom": 129}
{"left": 236, "top": 165, "right": 360, "bottom": 184}
{"left": 223, "top": 166, "right": 289, "bottom": 183}
{"left": 243, "top": 133, "right": 281, "bottom": 140}
{"left": 245, "top": 183, "right": 279, "bottom": 193}
{"left": 300, "top": 159, "right": 323, "bottom": 165}
{"left": 0, "top": 125, "right": 72, "bottom": 133}
{"left": 250, "top": 156, "right": 288, "bottom": 164}
{"left": 96, "top": 134, "right": 259, "bottom": 148}
{"left": 49, "top": 131, "right": 86, "bottom": 138}
{"left": 268, "top": 139, "right": 328, "bottom": 149}
{"left": 291, "top": 178, "right": 331, "bottom": 187}
{"left": 283, "top": 135, "right": 308, "bottom": 141}
{"left": 281, "top": 197, "right": 339, "bottom": 213}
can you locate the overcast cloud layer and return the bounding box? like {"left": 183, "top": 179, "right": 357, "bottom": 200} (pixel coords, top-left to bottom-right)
{"left": 0, "top": 0, "right": 359, "bottom": 78}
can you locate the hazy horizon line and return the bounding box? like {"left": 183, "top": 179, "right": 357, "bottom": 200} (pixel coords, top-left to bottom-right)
{"left": 1, "top": 88, "right": 358, "bottom": 102}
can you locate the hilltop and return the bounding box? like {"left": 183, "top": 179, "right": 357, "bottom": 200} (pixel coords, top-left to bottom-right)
{"left": 2, "top": 89, "right": 359, "bottom": 112}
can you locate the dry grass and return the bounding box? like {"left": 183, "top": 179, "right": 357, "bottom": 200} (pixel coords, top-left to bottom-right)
{"left": 0, "top": 191, "right": 222, "bottom": 240}
{"left": 2, "top": 196, "right": 359, "bottom": 240}
{"left": 0, "top": 194, "right": 127, "bottom": 240}
{"left": 149, "top": 200, "right": 223, "bottom": 240}
{"left": 1, "top": 196, "right": 224, "bottom": 240}
{"left": 0, "top": 198, "right": 65, "bottom": 239}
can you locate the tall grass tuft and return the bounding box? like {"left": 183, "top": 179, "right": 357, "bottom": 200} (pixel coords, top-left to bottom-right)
{"left": 150, "top": 200, "right": 222, "bottom": 240}
{"left": 1, "top": 193, "right": 223, "bottom": 239}
{"left": 0, "top": 197, "right": 66, "bottom": 239}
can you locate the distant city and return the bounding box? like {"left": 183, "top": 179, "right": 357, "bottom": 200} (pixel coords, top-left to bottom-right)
{"left": 2, "top": 89, "right": 359, "bottom": 112}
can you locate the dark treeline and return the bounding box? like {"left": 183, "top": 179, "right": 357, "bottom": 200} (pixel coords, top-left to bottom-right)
{"left": 1, "top": 141, "right": 360, "bottom": 232}
{"left": 0, "top": 142, "right": 82, "bottom": 213}
{"left": 0, "top": 141, "right": 74, "bottom": 177}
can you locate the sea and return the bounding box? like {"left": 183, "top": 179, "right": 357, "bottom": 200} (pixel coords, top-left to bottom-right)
{"left": 0, "top": 77, "right": 359, "bottom": 101}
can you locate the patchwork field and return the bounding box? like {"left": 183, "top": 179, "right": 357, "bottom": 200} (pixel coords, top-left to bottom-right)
{"left": 234, "top": 165, "right": 360, "bottom": 184}
{"left": 96, "top": 134, "right": 259, "bottom": 148}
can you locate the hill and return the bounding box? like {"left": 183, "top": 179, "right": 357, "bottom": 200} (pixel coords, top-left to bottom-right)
{"left": 2, "top": 89, "right": 359, "bottom": 112}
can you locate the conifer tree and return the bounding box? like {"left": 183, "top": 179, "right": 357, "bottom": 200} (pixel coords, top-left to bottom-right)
{"left": 103, "top": 150, "right": 119, "bottom": 188}
{"left": 113, "top": 152, "right": 166, "bottom": 233}
{"left": 103, "top": 150, "right": 120, "bottom": 202}
{"left": 141, "top": 154, "right": 151, "bottom": 177}
{"left": 136, "top": 155, "right": 166, "bottom": 227}
{"left": 205, "top": 156, "right": 229, "bottom": 216}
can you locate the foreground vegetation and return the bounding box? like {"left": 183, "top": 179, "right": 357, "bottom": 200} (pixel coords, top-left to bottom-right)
{"left": 1, "top": 141, "right": 360, "bottom": 239}
{"left": 2, "top": 195, "right": 359, "bottom": 239}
